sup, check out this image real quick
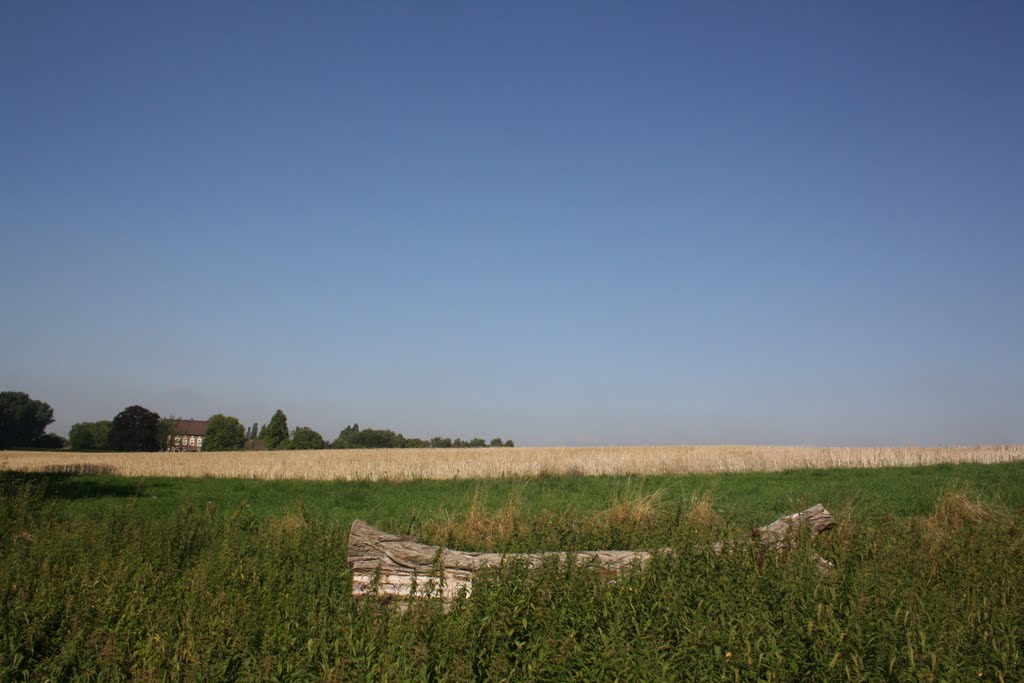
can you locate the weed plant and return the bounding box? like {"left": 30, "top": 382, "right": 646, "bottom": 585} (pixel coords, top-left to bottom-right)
{"left": 1, "top": 474, "right": 1022, "bottom": 680}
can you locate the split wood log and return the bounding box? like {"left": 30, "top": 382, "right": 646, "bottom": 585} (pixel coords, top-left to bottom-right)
{"left": 348, "top": 504, "right": 834, "bottom": 602}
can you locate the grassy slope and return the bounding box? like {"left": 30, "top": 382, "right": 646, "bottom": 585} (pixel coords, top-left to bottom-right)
{"left": 11, "top": 459, "right": 1024, "bottom": 528}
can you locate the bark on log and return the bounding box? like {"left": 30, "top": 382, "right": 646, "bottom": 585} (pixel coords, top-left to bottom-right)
{"left": 348, "top": 504, "right": 834, "bottom": 602}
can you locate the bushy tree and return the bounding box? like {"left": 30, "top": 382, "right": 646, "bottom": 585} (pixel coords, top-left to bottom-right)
{"left": 0, "top": 391, "right": 54, "bottom": 449}
{"left": 263, "top": 409, "right": 289, "bottom": 450}
{"left": 202, "top": 414, "right": 246, "bottom": 451}
{"left": 108, "top": 405, "right": 162, "bottom": 452}
{"left": 332, "top": 424, "right": 408, "bottom": 449}
{"left": 331, "top": 423, "right": 360, "bottom": 448}
{"left": 352, "top": 428, "right": 404, "bottom": 449}
{"left": 34, "top": 433, "right": 67, "bottom": 449}
{"left": 68, "top": 421, "right": 111, "bottom": 450}
{"left": 290, "top": 426, "right": 325, "bottom": 450}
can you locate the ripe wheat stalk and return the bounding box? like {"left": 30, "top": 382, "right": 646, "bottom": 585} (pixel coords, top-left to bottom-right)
{"left": 2, "top": 444, "right": 1022, "bottom": 481}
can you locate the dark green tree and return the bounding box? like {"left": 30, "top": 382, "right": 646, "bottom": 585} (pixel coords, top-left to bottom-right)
{"left": 108, "top": 405, "right": 162, "bottom": 452}
{"left": 430, "top": 436, "right": 453, "bottom": 448}
{"left": 249, "top": 422, "right": 258, "bottom": 440}
{"left": 468, "top": 438, "right": 487, "bottom": 448}
{"left": 68, "top": 421, "right": 112, "bottom": 450}
{"left": 202, "top": 414, "right": 246, "bottom": 451}
{"left": 331, "top": 424, "right": 408, "bottom": 448}
{"left": 263, "top": 409, "right": 289, "bottom": 450}
{"left": 490, "top": 438, "right": 504, "bottom": 447}
{"left": 0, "top": 391, "right": 55, "bottom": 449}
{"left": 34, "top": 433, "right": 68, "bottom": 449}
{"left": 505, "top": 439, "right": 514, "bottom": 448}
{"left": 350, "top": 428, "right": 405, "bottom": 448}
{"left": 331, "top": 423, "right": 360, "bottom": 448}
{"left": 290, "top": 426, "right": 325, "bottom": 450}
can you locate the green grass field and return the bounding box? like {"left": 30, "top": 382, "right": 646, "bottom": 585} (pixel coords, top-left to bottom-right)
{"left": 2, "top": 462, "right": 1023, "bottom": 680}
{"left": 13, "top": 459, "right": 1024, "bottom": 524}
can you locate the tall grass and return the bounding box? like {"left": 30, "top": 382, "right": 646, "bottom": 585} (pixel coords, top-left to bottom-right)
{"left": 3, "top": 444, "right": 1022, "bottom": 481}
{"left": 2, "top": 478, "right": 1022, "bottom": 680}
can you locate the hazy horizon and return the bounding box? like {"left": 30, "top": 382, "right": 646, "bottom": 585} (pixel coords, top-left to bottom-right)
{"left": 3, "top": 2, "right": 1022, "bottom": 447}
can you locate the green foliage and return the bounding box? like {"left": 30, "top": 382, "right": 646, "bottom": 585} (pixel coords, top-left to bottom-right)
{"left": 335, "top": 426, "right": 406, "bottom": 449}
{"left": 331, "top": 424, "right": 512, "bottom": 450}
{"left": 1, "top": 472, "right": 1023, "bottom": 680}
{"left": 33, "top": 433, "right": 67, "bottom": 449}
{"left": 289, "top": 426, "right": 325, "bottom": 450}
{"left": 0, "top": 391, "right": 54, "bottom": 449}
{"left": 263, "top": 410, "right": 289, "bottom": 450}
{"left": 330, "top": 423, "right": 361, "bottom": 448}
{"left": 108, "top": 405, "right": 162, "bottom": 452}
{"left": 68, "top": 420, "right": 112, "bottom": 451}
{"left": 202, "top": 415, "right": 246, "bottom": 452}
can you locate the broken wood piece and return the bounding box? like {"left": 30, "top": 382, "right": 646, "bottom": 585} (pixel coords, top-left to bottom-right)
{"left": 348, "top": 504, "right": 834, "bottom": 602}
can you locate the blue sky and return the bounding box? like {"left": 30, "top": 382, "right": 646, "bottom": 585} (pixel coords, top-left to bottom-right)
{"left": 2, "top": 2, "right": 1022, "bottom": 446}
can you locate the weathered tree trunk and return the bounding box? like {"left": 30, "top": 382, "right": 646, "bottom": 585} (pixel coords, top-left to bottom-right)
{"left": 348, "top": 504, "right": 834, "bottom": 602}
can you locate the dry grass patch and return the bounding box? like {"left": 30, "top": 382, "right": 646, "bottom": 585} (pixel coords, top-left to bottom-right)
{"left": 603, "top": 483, "right": 665, "bottom": 528}
{"left": 686, "top": 490, "right": 723, "bottom": 528}
{"left": 926, "top": 488, "right": 998, "bottom": 531}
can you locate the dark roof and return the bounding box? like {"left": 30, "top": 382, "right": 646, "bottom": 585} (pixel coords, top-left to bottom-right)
{"left": 167, "top": 419, "right": 209, "bottom": 437}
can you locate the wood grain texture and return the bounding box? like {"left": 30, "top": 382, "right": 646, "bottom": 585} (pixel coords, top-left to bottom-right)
{"left": 348, "top": 504, "right": 835, "bottom": 601}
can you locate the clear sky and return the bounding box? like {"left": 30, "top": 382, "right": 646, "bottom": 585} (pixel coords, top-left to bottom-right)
{"left": 2, "top": 2, "right": 1022, "bottom": 446}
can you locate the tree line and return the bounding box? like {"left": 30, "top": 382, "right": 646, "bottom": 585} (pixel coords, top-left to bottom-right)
{"left": 244, "top": 410, "right": 513, "bottom": 451}
{"left": 1, "top": 391, "right": 513, "bottom": 452}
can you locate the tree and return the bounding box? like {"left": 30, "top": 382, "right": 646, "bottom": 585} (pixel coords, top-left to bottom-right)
{"left": 108, "top": 405, "right": 162, "bottom": 452}
{"left": 331, "top": 424, "right": 408, "bottom": 449}
{"left": 490, "top": 438, "right": 504, "bottom": 447}
{"left": 0, "top": 391, "right": 55, "bottom": 449}
{"left": 202, "top": 414, "right": 246, "bottom": 451}
{"left": 349, "top": 428, "right": 404, "bottom": 449}
{"left": 34, "top": 433, "right": 67, "bottom": 449}
{"left": 290, "top": 426, "right": 325, "bottom": 450}
{"left": 332, "top": 423, "right": 360, "bottom": 448}
{"left": 249, "top": 422, "right": 258, "bottom": 440}
{"left": 263, "top": 409, "right": 289, "bottom": 450}
{"left": 69, "top": 420, "right": 112, "bottom": 450}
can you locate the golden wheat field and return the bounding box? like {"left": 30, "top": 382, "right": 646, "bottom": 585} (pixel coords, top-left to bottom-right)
{"left": 2, "top": 444, "right": 1022, "bottom": 481}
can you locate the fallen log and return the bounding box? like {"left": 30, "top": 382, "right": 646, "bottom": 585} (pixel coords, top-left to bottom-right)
{"left": 348, "top": 504, "right": 834, "bottom": 602}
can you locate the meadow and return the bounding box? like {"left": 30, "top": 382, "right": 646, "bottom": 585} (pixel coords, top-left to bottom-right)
{"left": 2, "top": 456, "right": 1024, "bottom": 679}
{"left": 2, "top": 459, "right": 1023, "bottom": 680}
